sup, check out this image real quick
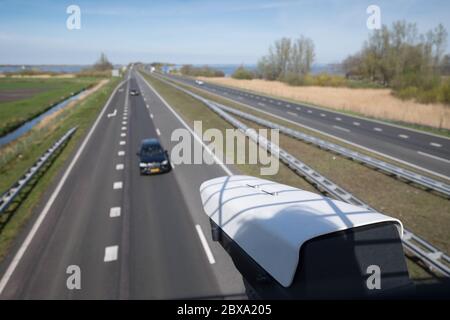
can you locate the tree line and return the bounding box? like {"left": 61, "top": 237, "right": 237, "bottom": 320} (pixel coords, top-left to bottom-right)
{"left": 231, "top": 21, "right": 450, "bottom": 104}
{"left": 342, "top": 21, "right": 450, "bottom": 103}
{"left": 343, "top": 22, "right": 447, "bottom": 85}
{"left": 179, "top": 65, "right": 225, "bottom": 77}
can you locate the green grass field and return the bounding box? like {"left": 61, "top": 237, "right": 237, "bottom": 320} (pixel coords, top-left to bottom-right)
{"left": 0, "top": 77, "right": 98, "bottom": 136}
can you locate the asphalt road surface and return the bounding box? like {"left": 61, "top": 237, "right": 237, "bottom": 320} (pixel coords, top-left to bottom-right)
{"left": 161, "top": 73, "right": 450, "bottom": 179}
{"left": 0, "top": 69, "right": 246, "bottom": 299}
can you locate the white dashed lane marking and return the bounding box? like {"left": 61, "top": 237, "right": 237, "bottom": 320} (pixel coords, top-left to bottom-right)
{"left": 156, "top": 128, "right": 161, "bottom": 136}
{"left": 335, "top": 117, "right": 342, "bottom": 121}
{"left": 119, "top": 141, "right": 126, "bottom": 145}
{"left": 430, "top": 142, "right": 442, "bottom": 147}
{"left": 333, "top": 125, "right": 350, "bottom": 133}
{"left": 104, "top": 246, "right": 118, "bottom": 262}
{"left": 113, "top": 182, "right": 123, "bottom": 190}
{"left": 374, "top": 127, "right": 383, "bottom": 132}
{"left": 118, "top": 151, "right": 125, "bottom": 156}
{"left": 353, "top": 122, "right": 360, "bottom": 126}
{"left": 399, "top": 134, "right": 409, "bottom": 139}
{"left": 116, "top": 164, "right": 124, "bottom": 170}
{"left": 121, "top": 133, "right": 126, "bottom": 137}
{"left": 109, "top": 207, "right": 121, "bottom": 218}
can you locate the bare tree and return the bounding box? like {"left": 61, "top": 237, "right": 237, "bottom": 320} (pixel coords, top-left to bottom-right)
{"left": 93, "top": 52, "right": 113, "bottom": 71}
{"left": 257, "top": 35, "right": 315, "bottom": 84}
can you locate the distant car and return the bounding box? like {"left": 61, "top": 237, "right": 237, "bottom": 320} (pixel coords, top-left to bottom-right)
{"left": 130, "top": 89, "right": 140, "bottom": 96}
{"left": 137, "top": 138, "right": 171, "bottom": 175}
{"left": 195, "top": 80, "right": 204, "bottom": 85}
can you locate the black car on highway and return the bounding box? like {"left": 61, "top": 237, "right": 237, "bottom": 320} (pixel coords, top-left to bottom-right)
{"left": 130, "top": 89, "right": 139, "bottom": 96}
{"left": 137, "top": 138, "right": 171, "bottom": 175}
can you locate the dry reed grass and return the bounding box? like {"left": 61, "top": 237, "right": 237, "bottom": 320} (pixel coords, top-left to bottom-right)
{"left": 199, "top": 77, "right": 450, "bottom": 130}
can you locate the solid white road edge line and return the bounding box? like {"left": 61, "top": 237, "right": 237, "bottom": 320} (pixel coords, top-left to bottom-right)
{"left": 195, "top": 225, "right": 216, "bottom": 264}
{"left": 417, "top": 151, "right": 450, "bottom": 164}
{"left": 0, "top": 79, "right": 127, "bottom": 295}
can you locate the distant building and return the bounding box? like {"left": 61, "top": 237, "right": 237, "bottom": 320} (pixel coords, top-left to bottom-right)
{"left": 111, "top": 69, "right": 120, "bottom": 77}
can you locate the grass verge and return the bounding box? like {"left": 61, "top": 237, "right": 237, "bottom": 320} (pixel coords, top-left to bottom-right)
{"left": 0, "top": 77, "right": 100, "bottom": 136}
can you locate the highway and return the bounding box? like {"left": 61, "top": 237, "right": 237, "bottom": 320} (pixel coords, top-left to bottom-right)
{"left": 161, "top": 73, "right": 450, "bottom": 179}
{"left": 0, "top": 69, "right": 246, "bottom": 299}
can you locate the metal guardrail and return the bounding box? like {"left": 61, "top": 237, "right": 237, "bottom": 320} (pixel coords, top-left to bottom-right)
{"left": 149, "top": 72, "right": 450, "bottom": 277}
{"left": 0, "top": 127, "right": 77, "bottom": 214}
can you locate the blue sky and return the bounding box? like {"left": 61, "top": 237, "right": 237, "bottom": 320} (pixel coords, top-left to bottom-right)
{"left": 0, "top": 0, "right": 449, "bottom": 65}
